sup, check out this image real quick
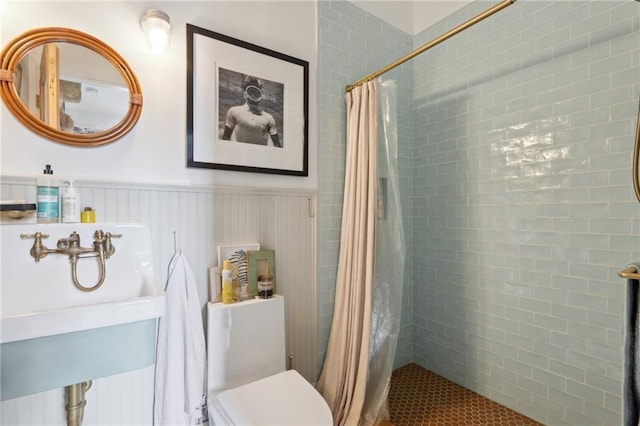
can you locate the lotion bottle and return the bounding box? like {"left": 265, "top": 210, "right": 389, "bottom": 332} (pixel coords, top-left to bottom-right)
{"left": 61, "top": 180, "right": 80, "bottom": 223}
{"left": 222, "top": 260, "right": 234, "bottom": 304}
{"left": 36, "top": 164, "right": 59, "bottom": 223}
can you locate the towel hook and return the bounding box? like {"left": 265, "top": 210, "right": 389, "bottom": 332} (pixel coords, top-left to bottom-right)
{"left": 620, "top": 265, "right": 640, "bottom": 280}
{"left": 173, "top": 230, "right": 177, "bottom": 254}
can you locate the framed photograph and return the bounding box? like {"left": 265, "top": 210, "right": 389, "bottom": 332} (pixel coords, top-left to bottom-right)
{"left": 187, "top": 24, "right": 309, "bottom": 176}
{"left": 217, "top": 243, "right": 260, "bottom": 267}
{"left": 247, "top": 249, "right": 276, "bottom": 298}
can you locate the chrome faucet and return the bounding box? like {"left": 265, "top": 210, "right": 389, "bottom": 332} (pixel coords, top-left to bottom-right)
{"left": 20, "top": 230, "right": 122, "bottom": 291}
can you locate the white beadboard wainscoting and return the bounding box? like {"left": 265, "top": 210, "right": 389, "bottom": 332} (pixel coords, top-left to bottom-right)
{"left": 1, "top": 175, "right": 317, "bottom": 424}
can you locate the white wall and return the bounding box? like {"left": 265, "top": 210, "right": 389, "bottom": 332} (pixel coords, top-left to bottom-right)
{"left": 0, "top": 1, "right": 317, "bottom": 191}
{"left": 354, "top": 0, "right": 473, "bottom": 35}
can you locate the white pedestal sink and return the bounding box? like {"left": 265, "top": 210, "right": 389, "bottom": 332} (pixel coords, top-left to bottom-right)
{"left": 0, "top": 223, "right": 166, "bottom": 401}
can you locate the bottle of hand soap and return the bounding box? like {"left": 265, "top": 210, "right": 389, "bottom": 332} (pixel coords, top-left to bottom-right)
{"left": 61, "top": 180, "right": 80, "bottom": 223}
{"left": 36, "top": 164, "right": 59, "bottom": 223}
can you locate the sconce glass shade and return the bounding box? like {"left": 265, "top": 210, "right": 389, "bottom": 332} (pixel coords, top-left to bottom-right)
{"left": 141, "top": 9, "right": 171, "bottom": 53}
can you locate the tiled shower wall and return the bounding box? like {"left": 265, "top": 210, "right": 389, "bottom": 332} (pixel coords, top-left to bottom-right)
{"left": 412, "top": 1, "right": 638, "bottom": 424}
{"left": 319, "top": 0, "right": 639, "bottom": 425}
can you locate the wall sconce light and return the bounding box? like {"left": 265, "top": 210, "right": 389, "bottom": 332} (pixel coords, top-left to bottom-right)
{"left": 141, "top": 9, "right": 171, "bottom": 53}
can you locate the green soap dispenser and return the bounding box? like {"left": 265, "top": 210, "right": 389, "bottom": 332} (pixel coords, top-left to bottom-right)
{"left": 36, "top": 164, "right": 59, "bottom": 223}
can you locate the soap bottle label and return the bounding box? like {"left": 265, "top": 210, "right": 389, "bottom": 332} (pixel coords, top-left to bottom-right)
{"left": 62, "top": 195, "right": 79, "bottom": 223}
{"left": 37, "top": 186, "right": 59, "bottom": 221}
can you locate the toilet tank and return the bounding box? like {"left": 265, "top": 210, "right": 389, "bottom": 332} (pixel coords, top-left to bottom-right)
{"left": 207, "top": 295, "right": 286, "bottom": 394}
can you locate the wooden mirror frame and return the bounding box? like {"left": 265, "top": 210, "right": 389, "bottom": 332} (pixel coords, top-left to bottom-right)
{"left": 0, "top": 27, "right": 143, "bottom": 146}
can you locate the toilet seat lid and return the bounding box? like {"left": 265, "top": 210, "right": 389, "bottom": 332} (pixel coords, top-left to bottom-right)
{"left": 213, "top": 370, "right": 333, "bottom": 425}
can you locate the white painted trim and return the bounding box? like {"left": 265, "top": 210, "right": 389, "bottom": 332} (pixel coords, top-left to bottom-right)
{"left": 1, "top": 174, "right": 317, "bottom": 197}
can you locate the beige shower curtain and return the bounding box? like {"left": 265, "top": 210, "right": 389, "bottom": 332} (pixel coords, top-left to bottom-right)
{"left": 317, "top": 81, "right": 378, "bottom": 425}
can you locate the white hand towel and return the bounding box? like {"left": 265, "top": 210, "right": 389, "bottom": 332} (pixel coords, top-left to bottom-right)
{"left": 154, "top": 252, "right": 207, "bottom": 425}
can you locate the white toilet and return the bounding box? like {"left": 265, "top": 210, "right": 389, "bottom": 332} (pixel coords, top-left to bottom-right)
{"left": 207, "top": 295, "right": 333, "bottom": 425}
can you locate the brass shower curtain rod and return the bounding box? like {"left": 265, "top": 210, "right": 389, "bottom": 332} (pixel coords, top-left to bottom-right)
{"left": 345, "top": 0, "right": 517, "bottom": 93}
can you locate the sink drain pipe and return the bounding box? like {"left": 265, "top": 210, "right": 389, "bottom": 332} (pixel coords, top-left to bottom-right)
{"left": 66, "top": 381, "right": 92, "bottom": 426}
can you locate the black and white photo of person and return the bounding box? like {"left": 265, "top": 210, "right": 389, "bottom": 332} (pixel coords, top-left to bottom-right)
{"left": 218, "top": 69, "right": 284, "bottom": 147}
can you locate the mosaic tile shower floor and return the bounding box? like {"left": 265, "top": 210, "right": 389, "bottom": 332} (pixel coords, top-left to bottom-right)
{"left": 388, "top": 363, "right": 542, "bottom": 426}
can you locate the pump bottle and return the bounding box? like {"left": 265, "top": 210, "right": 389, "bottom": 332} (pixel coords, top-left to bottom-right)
{"left": 61, "top": 180, "right": 80, "bottom": 223}
{"left": 36, "top": 164, "right": 59, "bottom": 223}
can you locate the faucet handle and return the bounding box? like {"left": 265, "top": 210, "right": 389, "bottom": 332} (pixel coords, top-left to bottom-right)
{"left": 103, "top": 232, "right": 122, "bottom": 258}
{"left": 20, "top": 232, "right": 50, "bottom": 262}
{"left": 20, "top": 232, "right": 50, "bottom": 240}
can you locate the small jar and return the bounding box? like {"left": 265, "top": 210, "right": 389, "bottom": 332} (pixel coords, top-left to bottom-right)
{"left": 81, "top": 207, "right": 95, "bottom": 223}
{"left": 257, "top": 276, "right": 273, "bottom": 299}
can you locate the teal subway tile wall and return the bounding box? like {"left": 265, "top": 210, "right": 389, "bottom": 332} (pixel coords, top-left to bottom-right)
{"left": 318, "top": 0, "right": 639, "bottom": 425}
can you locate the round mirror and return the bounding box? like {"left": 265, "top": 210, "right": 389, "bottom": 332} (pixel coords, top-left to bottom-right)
{"left": 0, "top": 27, "right": 143, "bottom": 146}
